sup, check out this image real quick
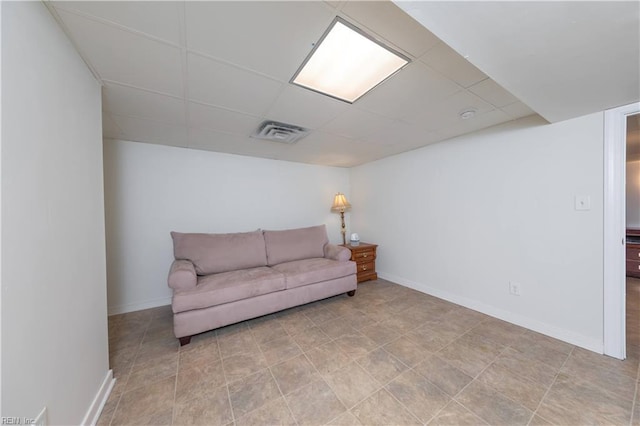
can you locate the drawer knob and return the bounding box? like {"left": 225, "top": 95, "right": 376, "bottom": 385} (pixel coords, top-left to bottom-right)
{"left": 363, "top": 253, "right": 367, "bottom": 258}
{"left": 362, "top": 266, "right": 367, "bottom": 271}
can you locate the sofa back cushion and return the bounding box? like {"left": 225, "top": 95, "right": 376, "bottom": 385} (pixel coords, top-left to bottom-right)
{"left": 171, "top": 230, "right": 267, "bottom": 275}
{"left": 263, "top": 225, "right": 328, "bottom": 266}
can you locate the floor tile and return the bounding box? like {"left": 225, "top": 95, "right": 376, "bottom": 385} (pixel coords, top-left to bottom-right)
{"left": 492, "top": 347, "right": 558, "bottom": 387}
{"left": 351, "top": 389, "right": 421, "bottom": 426}
{"left": 334, "top": 332, "right": 379, "bottom": 359}
{"left": 235, "top": 396, "right": 296, "bottom": 426}
{"left": 258, "top": 335, "right": 302, "bottom": 366}
{"left": 228, "top": 369, "right": 281, "bottom": 418}
{"left": 383, "top": 336, "right": 430, "bottom": 368}
{"left": 270, "top": 354, "right": 320, "bottom": 395}
{"left": 426, "top": 400, "right": 487, "bottom": 425}
{"left": 324, "top": 361, "right": 382, "bottom": 409}
{"left": 306, "top": 341, "right": 353, "bottom": 376}
{"left": 326, "top": 411, "right": 363, "bottom": 425}
{"left": 455, "top": 381, "right": 532, "bottom": 425}
{"left": 413, "top": 354, "right": 473, "bottom": 397}
{"left": 285, "top": 379, "right": 346, "bottom": 426}
{"left": 356, "top": 347, "right": 408, "bottom": 385}
{"left": 386, "top": 369, "right": 450, "bottom": 423}
{"left": 218, "top": 329, "right": 259, "bottom": 359}
{"left": 291, "top": 325, "right": 331, "bottom": 352}
{"left": 126, "top": 352, "right": 178, "bottom": 392}
{"left": 475, "top": 363, "right": 547, "bottom": 410}
{"left": 173, "top": 384, "right": 233, "bottom": 425}
{"left": 359, "top": 323, "right": 400, "bottom": 346}
{"left": 111, "top": 376, "right": 175, "bottom": 425}
{"left": 176, "top": 358, "right": 226, "bottom": 404}
{"left": 536, "top": 373, "right": 632, "bottom": 425}
{"left": 437, "top": 334, "right": 504, "bottom": 377}
{"left": 223, "top": 351, "right": 268, "bottom": 382}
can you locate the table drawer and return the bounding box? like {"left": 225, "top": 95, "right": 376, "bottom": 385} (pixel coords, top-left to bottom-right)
{"left": 626, "top": 260, "right": 640, "bottom": 277}
{"left": 353, "top": 249, "right": 375, "bottom": 261}
{"left": 627, "top": 246, "right": 640, "bottom": 260}
{"left": 357, "top": 260, "right": 375, "bottom": 274}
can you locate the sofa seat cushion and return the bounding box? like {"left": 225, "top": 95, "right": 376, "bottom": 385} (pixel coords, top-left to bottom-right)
{"left": 172, "top": 267, "right": 285, "bottom": 313}
{"left": 271, "top": 258, "right": 356, "bottom": 289}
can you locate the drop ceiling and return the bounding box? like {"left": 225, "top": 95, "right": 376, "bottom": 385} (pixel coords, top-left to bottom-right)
{"left": 48, "top": 1, "right": 639, "bottom": 167}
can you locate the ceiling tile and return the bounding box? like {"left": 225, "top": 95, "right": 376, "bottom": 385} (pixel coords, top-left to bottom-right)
{"left": 185, "top": 2, "right": 334, "bottom": 81}
{"left": 111, "top": 114, "right": 187, "bottom": 148}
{"left": 359, "top": 120, "right": 436, "bottom": 148}
{"left": 283, "top": 131, "right": 383, "bottom": 167}
{"left": 264, "top": 86, "right": 348, "bottom": 130}
{"left": 435, "top": 109, "right": 513, "bottom": 142}
{"left": 420, "top": 42, "right": 488, "bottom": 88}
{"left": 103, "top": 83, "right": 185, "bottom": 124}
{"left": 468, "top": 78, "right": 520, "bottom": 108}
{"left": 501, "top": 102, "right": 536, "bottom": 119}
{"left": 53, "top": 2, "right": 182, "bottom": 45}
{"left": 355, "top": 61, "right": 461, "bottom": 120}
{"left": 187, "top": 53, "right": 284, "bottom": 116}
{"left": 188, "top": 102, "right": 261, "bottom": 136}
{"left": 320, "top": 108, "right": 397, "bottom": 140}
{"left": 57, "top": 9, "right": 183, "bottom": 96}
{"left": 340, "top": 0, "right": 440, "bottom": 57}
{"left": 188, "top": 127, "right": 292, "bottom": 160}
{"left": 402, "top": 90, "right": 496, "bottom": 130}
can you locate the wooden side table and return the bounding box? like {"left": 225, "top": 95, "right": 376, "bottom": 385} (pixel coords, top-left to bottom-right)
{"left": 342, "top": 242, "right": 378, "bottom": 283}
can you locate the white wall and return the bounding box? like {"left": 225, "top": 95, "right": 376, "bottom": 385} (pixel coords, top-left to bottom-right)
{"left": 104, "top": 140, "right": 351, "bottom": 314}
{"left": 351, "top": 113, "right": 605, "bottom": 351}
{"left": 1, "top": 2, "right": 109, "bottom": 424}
{"left": 626, "top": 160, "right": 640, "bottom": 228}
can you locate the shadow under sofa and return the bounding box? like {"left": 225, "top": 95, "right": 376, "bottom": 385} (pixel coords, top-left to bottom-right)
{"left": 168, "top": 225, "right": 358, "bottom": 345}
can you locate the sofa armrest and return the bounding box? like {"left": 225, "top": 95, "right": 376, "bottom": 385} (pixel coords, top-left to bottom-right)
{"left": 324, "top": 244, "right": 352, "bottom": 262}
{"left": 168, "top": 260, "right": 197, "bottom": 291}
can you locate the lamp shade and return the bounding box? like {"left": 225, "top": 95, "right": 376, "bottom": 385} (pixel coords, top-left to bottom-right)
{"left": 331, "top": 193, "right": 351, "bottom": 212}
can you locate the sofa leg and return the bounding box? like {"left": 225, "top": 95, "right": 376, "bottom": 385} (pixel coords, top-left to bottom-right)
{"left": 347, "top": 290, "right": 356, "bottom": 297}
{"left": 178, "top": 336, "right": 192, "bottom": 346}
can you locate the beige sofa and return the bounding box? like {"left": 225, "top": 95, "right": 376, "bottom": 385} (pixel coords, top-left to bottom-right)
{"left": 167, "top": 225, "right": 357, "bottom": 345}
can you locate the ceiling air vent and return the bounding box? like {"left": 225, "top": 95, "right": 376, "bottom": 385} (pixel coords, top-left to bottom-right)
{"left": 252, "top": 121, "right": 309, "bottom": 144}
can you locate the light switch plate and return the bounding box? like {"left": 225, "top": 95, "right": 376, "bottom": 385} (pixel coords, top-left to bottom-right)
{"left": 575, "top": 195, "right": 591, "bottom": 211}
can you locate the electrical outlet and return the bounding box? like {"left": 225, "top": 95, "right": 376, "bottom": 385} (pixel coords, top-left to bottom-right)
{"left": 509, "top": 282, "right": 521, "bottom": 296}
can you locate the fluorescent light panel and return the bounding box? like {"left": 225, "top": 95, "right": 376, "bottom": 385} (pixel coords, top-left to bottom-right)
{"left": 291, "top": 19, "right": 409, "bottom": 103}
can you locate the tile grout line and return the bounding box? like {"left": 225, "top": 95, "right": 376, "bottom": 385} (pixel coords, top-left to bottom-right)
{"left": 527, "top": 345, "right": 575, "bottom": 425}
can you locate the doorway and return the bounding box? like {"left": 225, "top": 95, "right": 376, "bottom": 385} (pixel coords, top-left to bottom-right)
{"left": 604, "top": 102, "right": 640, "bottom": 359}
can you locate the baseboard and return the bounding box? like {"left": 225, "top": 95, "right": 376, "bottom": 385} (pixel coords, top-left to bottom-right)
{"left": 378, "top": 271, "right": 603, "bottom": 354}
{"left": 81, "top": 370, "right": 115, "bottom": 426}
{"left": 108, "top": 296, "right": 172, "bottom": 316}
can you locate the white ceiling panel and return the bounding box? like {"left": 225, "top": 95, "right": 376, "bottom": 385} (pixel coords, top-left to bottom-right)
{"left": 355, "top": 61, "right": 461, "bottom": 120}
{"left": 188, "top": 102, "right": 261, "bottom": 136}
{"left": 340, "top": 0, "right": 440, "bottom": 58}
{"left": 500, "top": 102, "right": 535, "bottom": 120}
{"left": 397, "top": 1, "right": 640, "bottom": 122}
{"left": 53, "top": 0, "right": 640, "bottom": 167}
{"left": 56, "top": 9, "right": 183, "bottom": 96}
{"left": 54, "top": 1, "right": 182, "bottom": 45}
{"left": 111, "top": 114, "right": 187, "bottom": 148}
{"left": 187, "top": 53, "right": 284, "bottom": 116}
{"left": 264, "top": 86, "right": 348, "bottom": 130}
{"left": 103, "top": 83, "right": 185, "bottom": 125}
{"left": 402, "top": 90, "right": 495, "bottom": 130}
{"left": 185, "top": 1, "right": 334, "bottom": 81}
{"left": 419, "top": 42, "right": 488, "bottom": 89}
{"left": 468, "top": 79, "right": 520, "bottom": 108}
{"left": 320, "top": 108, "right": 397, "bottom": 141}
{"left": 189, "top": 127, "right": 292, "bottom": 160}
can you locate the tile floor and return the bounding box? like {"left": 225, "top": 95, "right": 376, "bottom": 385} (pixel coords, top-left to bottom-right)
{"left": 99, "top": 278, "right": 640, "bottom": 425}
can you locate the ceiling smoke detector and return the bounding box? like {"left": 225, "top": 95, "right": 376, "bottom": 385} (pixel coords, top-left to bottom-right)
{"left": 459, "top": 108, "right": 477, "bottom": 120}
{"left": 252, "top": 121, "right": 309, "bottom": 144}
